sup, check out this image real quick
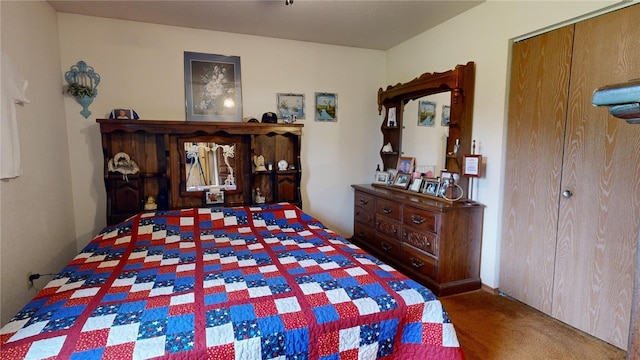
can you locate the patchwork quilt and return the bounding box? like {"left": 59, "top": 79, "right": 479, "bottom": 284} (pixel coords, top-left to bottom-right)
{"left": 0, "top": 203, "right": 464, "bottom": 359}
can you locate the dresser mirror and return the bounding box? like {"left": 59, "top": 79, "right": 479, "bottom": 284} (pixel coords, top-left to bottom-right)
{"left": 401, "top": 92, "right": 451, "bottom": 172}
{"left": 377, "top": 61, "right": 475, "bottom": 199}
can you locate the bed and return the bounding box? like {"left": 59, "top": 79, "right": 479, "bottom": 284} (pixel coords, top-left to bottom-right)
{"left": 0, "top": 203, "right": 465, "bottom": 359}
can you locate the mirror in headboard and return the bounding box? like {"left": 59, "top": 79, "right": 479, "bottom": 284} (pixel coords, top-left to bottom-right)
{"left": 377, "top": 61, "right": 475, "bottom": 197}
{"left": 178, "top": 135, "right": 245, "bottom": 202}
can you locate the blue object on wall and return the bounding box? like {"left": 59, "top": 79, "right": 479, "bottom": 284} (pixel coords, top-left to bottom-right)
{"left": 65, "top": 61, "right": 100, "bottom": 118}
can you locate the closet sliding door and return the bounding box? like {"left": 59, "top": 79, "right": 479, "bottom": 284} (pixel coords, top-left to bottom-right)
{"left": 500, "top": 25, "right": 574, "bottom": 315}
{"left": 501, "top": 4, "right": 640, "bottom": 349}
{"left": 552, "top": 5, "right": 640, "bottom": 348}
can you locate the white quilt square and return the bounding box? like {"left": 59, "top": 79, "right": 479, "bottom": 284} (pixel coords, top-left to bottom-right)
{"left": 206, "top": 322, "right": 234, "bottom": 346}
{"left": 106, "top": 323, "right": 140, "bottom": 345}
{"left": 298, "top": 283, "right": 323, "bottom": 295}
{"left": 170, "top": 292, "right": 194, "bottom": 306}
{"left": 82, "top": 314, "right": 116, "bottom": 331}
{"left": 133, "top": 335, "right": 166, "bottom": 359}
{"left": 234, "top": 337, "right": 261, "bottom": 360}
{"left": 275, "top": 297, "right": 301, "bottom": 314}
{"left": 338, "top": 326, "right": 360, "bottom": 351}
{"left": 24, "top": 335, "right": 66, "bottom": 360}
{"left": 180, "top": 217, "right": 194, "bottom": 226}
{"left": 248, "top": 286, "right": 272, "bottom": 298}
{"left": 353, "top": 297, "right": 380, "bottom": 315}
{"left": 325, "top": 288, "right": 351, "bottom": 304}
{"left": 71, "top": 287, "right": 100, "bottom": 299}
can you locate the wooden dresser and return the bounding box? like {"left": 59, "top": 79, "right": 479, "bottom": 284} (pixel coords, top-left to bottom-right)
{"left": 351, "top": 184, "right": 484, "bottom": 296}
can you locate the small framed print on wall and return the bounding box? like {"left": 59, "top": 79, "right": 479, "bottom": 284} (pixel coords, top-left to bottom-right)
{"left": 277, "top": 93, "right": 306, "bottom": 120}
{"left": 315, "top": 93, "right": 337, "bottom": 122}
{"left": 462, "top": 154, "right": 482, "bottom": 177}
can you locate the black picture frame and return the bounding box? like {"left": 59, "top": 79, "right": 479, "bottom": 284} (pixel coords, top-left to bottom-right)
{"left": 184, "top": 51, "right": 242, "bottom": 122}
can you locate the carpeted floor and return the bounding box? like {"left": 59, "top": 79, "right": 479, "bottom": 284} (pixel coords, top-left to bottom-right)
{"left": 439, "top": 290, "right": 626, "bottom": 360}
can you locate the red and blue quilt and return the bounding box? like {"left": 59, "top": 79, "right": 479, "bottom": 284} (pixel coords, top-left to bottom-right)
{"left": 0, "top": 203, "right": 465, "bottom": 359}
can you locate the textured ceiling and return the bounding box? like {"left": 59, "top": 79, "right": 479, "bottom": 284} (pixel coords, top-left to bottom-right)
{"left": 47, "top": 0, "right": 483, "bottom": 50}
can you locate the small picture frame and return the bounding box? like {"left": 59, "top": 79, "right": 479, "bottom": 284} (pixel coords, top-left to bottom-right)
{"left": 409, "top": 177, "right": 423, "bottom": 192}
{"left": 462, "top": 154, "right": 482, "bottom": 177}
{"left": 418, "top": 101, "right": 436, "bottom": 127}
{"left": 396, "top": 156, "right": 415, "bottom": 174}
{"left": 277, "top": 93, "right": 305, "bottom": 120}
{"left": 387, "top": 168, "right": 398, "bottom": 185}
{"left": 205, "top": 188, "right": 225, "bottom": 205}
{"left": 422, "top": 178, "right": 441, "bottom": 196}
{"left": 387, "top": 107, "right": 397, "bottom": 127}
{"left": 393, "top": 173, "right": 411, "bottom": 189}
{"left": 374, "top": 171, "right": 389, "bottom": 185}
{"left": 315, "top": 92, "right": 337, "bottom": 122}
{"left": 442, "top": 105, "right": 451, "bottom": 126}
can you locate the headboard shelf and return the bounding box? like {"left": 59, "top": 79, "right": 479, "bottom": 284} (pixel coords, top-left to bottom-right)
{"left": 98, "top": 119, "right": 303, "bottom": 225}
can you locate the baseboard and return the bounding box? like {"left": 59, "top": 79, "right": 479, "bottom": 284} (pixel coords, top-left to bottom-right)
{"left": 482, "top": 283, "right": 499, "bottom": 295}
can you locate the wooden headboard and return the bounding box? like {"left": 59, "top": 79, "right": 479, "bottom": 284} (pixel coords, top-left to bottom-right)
{"left": 97, "top": 119, "right": 303, "bottom": 225}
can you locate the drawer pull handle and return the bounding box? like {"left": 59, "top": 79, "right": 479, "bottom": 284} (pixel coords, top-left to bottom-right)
{"left": 381, "top": 242, "right": 392, "bottom": 251}
{"left": 383, "top": 207, "right": 392, "bottom": 214}
{"left": 358, "top": 231, "right": 368, "bottom": 238}
{"left": 410, "top": 257, "right": 425, "bottom": 268}
{"left": 411, "top": 215, "right": 426, "bottom": 224}
{"left": 360, "top": 199, "right": 369, "bottom": 205}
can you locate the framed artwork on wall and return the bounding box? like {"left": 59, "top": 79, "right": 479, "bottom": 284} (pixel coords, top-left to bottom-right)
{"left": 442, "top": 105, "right": 451, "bottom": 126}
{"left": 277, "top": 93, "right": 306, "bottom": 120}
{"left": 315, "top": 92, "right": 337, "bottom": 122}
{"left": 418, "top": 101, "right": 436, "bottom": 126}
{"left": 184, "top": 51, "right": 243, "bottom": 122}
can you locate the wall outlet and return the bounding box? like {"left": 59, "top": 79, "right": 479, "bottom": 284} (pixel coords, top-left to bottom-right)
{"left": 27, "top": 271, "right": 33, "bottom": 289}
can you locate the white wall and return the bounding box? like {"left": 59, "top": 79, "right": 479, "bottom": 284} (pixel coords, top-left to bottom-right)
{"left": 57, "top": 14, "right": 386, "bottom": 250}
{"left": 0, "top": 1, "right": 76, "bottom": 326}
{"left": 386, "top": 0, "right": 625, "bottom": 288}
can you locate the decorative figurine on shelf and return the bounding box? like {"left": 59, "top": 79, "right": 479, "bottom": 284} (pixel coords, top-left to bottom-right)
{"left": 253, "top": 154, "right": 267, "bottom": 172}
{"left": 254, "top": 188, "right": 265, "bottom": 204}
{"left": 382, "top": 142, "right": 393, "bottom": 153}
{"left": 144, "top": 196, "right": 157, "bottom": 211}
{"left": 107, "top": 152, "right": 139, "bottom": 181}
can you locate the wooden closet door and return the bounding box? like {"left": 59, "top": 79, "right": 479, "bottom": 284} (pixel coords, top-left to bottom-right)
{"left": 552, "top": 5, "right": 640, "bottom": 349}
{"left": 500, "top": 25, "right": 574, "bottom": 314}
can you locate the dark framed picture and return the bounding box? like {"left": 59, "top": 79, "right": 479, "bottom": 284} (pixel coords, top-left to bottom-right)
{"left": 408, "top": 177, "right": 423, "bottom": 192}
{"left": 109, "top": 108, "right": 139, "bottom": 120}
{"left": 396, "top": 156, "right": 415, "bottom": 174}
{"left": 184, "top": 51, "right": 243, "bottom": 122}
{"left": 462, "top": 154, "right": 482, "bottom": 177}
{"left": 418, "top": 101, "right": 436, "bottom": 126}
{"left": 277, "top": 93, "right": 305, "bottom": 120}
{"left": 315, "top": 92, "right": 337, "bottom": 122}
{"left": 422, "top": 178, "right": 440, "bottom": 196}
{"left": 393, "top": 173, "right": 411, "bottom": 189}
{"left": 374, "top": 171, "right": 389, "bottom": 184}
{"left": 442, "top": 105, "right": 451, "bottom": 126}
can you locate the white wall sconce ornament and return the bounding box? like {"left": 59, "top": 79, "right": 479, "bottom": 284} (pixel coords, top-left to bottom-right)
{"left": 64, "top": 60, "right": 100, "bottom": 118}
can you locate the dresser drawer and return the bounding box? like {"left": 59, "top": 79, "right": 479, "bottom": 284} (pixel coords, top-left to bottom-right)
{"left": 376, "top": 198, "right": 402, "bottom": 221}
{"left": 353, "top": 221, "right": 375, "bottom": 243}
{"left": 402, "top": 244, "right": 437, "bottom": 279}
{"left": 354, "top": 207, "right": 375, "bottom": 227}
{"left": 373, "top": 233, "right": 402, "bottom": 258}
{"left": 376, "top": 215, "right": 402, "bottom": 241}
{"left": 354, "top": 191, "right": 375, "bottom": 212}
{"left": 403, "top": 205, "right": 438, "bottom": 233}
{"left": 403, "top": 226, "right": 438, "bottom": 256}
